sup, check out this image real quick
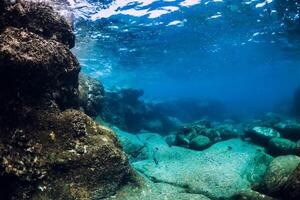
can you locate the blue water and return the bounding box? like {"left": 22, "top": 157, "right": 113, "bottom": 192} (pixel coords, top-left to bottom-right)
{"left": 72, "top": 0, "right": 300, "bottom": 116}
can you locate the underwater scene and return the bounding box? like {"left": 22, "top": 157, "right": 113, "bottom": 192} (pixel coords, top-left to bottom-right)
{"left": 0, "top": 0, "right": 300, "bottom": 199}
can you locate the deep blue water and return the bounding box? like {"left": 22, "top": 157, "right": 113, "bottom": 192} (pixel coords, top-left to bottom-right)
{"left": 72, "top": 0, "right": 300, "bottom": 116}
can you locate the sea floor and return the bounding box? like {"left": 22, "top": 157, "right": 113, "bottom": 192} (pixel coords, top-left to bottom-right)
{"left": 104, "top": 128, "right": 274, "bottom": 200}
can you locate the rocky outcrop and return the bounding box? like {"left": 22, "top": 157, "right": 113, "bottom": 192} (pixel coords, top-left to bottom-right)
{"left": 0, "top": 27, "right": 80, "bottom": 114}
{"left": 0, "top": 1, "right": 133, "bottom": 199}
{"left": 0, "top": 0, "right": 75, "bottom": 47}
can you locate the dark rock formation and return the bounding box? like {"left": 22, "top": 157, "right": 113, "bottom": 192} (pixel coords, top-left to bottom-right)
{"left": 282, "top": 163, "right": 300, "bottom": 200}
{"left": 274, "top": 120, "right": 300, "bottom": 141}
{"left": 0, "top": 27, "right": 80, "bottom": 114}
{"left": 0, "top": 1, "right": 133, "bottom": 199}
{"left": 174, "top": 120, "right": 239, "bottom": 150}
{"left": 79, "top": 73, "right": 105, "bottom": 117}
{"left": 244, "top": 127, "right": 281, "bottom": 145}
{"left": 0, "top": 108, "right": 132, "bottom": 200}
{"left": 0, "top": 0, "right": 75, "bottom": 48}
{"left": 101, "top": 88, "right": 181, "bottom": 133}
{"left": 268, "top": 138, "right": 299, "bottom": 156}
{"left": 260, "top": 155, "right": 300, "bottom": 196}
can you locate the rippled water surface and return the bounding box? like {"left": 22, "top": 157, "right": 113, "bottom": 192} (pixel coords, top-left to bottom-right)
{"left": 71, "top": 0, "right": 300, "bottom": 115}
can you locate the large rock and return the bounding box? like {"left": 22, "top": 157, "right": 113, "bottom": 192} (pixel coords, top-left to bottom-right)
{"left": 0, "top": 27, "right": 80, "bottom": 113}
{"left": 0, "top": 109, "right": 133, "bottom": 200}
{"left": 245, "top": 126, "right": 281, "bottom": 145}
{"left": 268, "top": 138, "right": 299, "bottom": 156}
{"left": 190, "top": 135, "right": 212, "bottom": 150}
{"left": 282, "top": 163, "right": 300, "bottom": 200}
{"left": 132, "top": 138, "right": 272, "bottom": 199}
{"left": 261, "top": 155, "right": 300, "bottom": 195}
{"left": 0, "top": 0, "right": 75, "bottom": 47}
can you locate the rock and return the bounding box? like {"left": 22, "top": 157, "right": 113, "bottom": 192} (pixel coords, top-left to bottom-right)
{"left": 245, "top": 127, "right": 281, "bottom": 145}
{"left": 282, "top": 163, "right": 300, "bottom": 200}
{"left": 216, "top": 124, "right": 239, "bottom": 140}
{"left": 0, "top": 109, "right": 133, "bottom": 200}
{"left": 231, "top": 189, "right": 276, "bottom": 200}
{"left": 268, "top": 138, "right": 298, "bottom": 156}
{"left": 261, "top": 155, "right": 300, "bottom": 195}
{"left": 0, "top": 27, "right": 80, "bottom": 112}
{"left": 203, "top": 128, "right": 221, "bottom": 142}
{"left": 175, "top": 133, "right": 190, "bottom": 147}
{"left": 133, "top": 139, "right": 272, "bottom": 199}
{"left": 190, "top": 135, "right": 212, "bottom": 150}
{"left": 0, "top": 1, "right": 134, "bottom": 199}
{"left": 0, "top": 0, "right": 75, "bottom": 47}
{"left": 79, "top": 73, "right": 105, "bottom": 117}
{"left": 105, "top": 173, "right": 211, "bottom": 200}
{"left": 274, "top": 120, "right": 300, "bottom": 140}
{"left": 101, "top": 88, "right": 147, "bottom": 133}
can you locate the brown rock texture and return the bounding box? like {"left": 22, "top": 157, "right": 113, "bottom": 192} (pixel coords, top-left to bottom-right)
{"left": 0, "top": 1, "right": 134, "bottom": 199}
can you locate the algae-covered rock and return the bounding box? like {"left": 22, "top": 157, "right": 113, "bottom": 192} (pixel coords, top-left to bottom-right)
{"left": 216, "top": 124, "right": 239, "bottom": 140}
{"left": 79, "top": 73, "right": 105, "bottom": 117}
{"left": 0, "top": 108, "right": 133, "bottom": 200}
{"left": 0, "top": 0, "right": 75, "bottom": 47}
{"left": 268, "top": 138, "right": 298, "bottom": 156}
{"left": 0, "top": 1, "right": 134, "bottom": 199}
{"left": 0, "top": 27, "right": 80, "bottom": 111}
{"left": 282, "top": 163, "right": 300, "bottom": 200}
{"left": 190, "top": 135, "right": 211, "bottom": 150}
{"left": 261, "top": 155, "right": 300, "bottom": 195}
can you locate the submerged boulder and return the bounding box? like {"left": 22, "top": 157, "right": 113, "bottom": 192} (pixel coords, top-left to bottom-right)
{"left": 190, "top": 135, "right": 212, "bottom": 150}
{"left": 282, "top": 163, "right": 300, "bottom": 200}
{"left": 245, "top": 127, "right": 281, "bottom": 145}
{"left": 268, "top": 138, "right": 299, "bottom": 156}
{"left": 0, "top": 109, "right": 132, "bottom": 199}
{"left": 261, "top": 155, "right": 300, "bottom": 196}
{"left": 133, "top": 138, "right": 272, "bottom": 199}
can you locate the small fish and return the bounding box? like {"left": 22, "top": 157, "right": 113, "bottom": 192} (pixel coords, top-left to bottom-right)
{"left": 228, "top": 146, "right": 233, "bottom": 150}
{"left": 153, "top": 157, "right": 159, "bottom": 165}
